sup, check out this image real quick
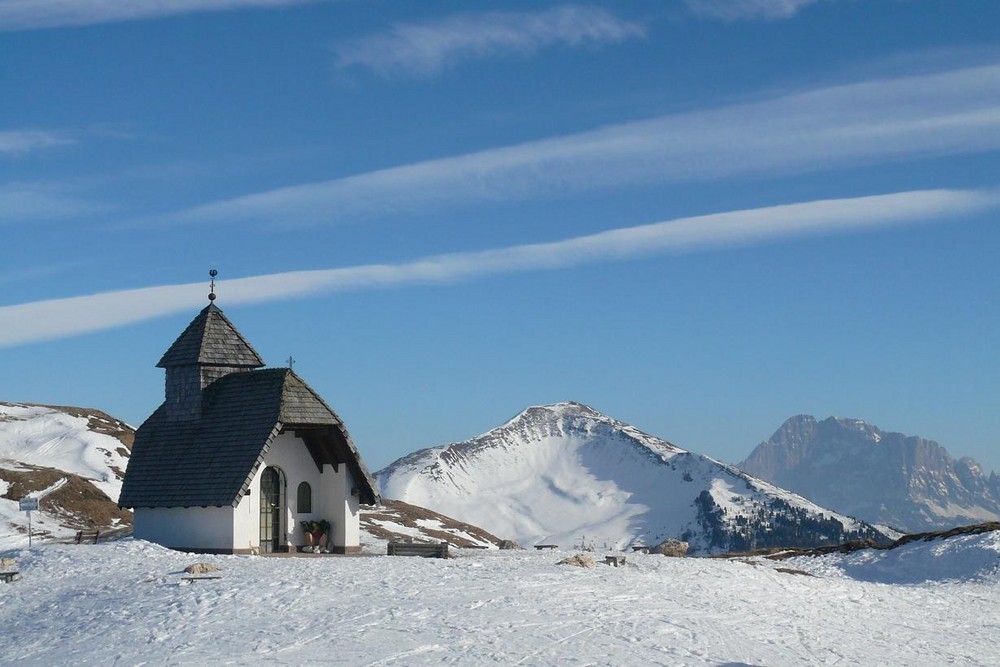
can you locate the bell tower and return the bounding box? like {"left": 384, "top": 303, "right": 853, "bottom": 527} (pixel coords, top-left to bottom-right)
{"left": 156, "top": 270, "right": 265, "bottom": 420}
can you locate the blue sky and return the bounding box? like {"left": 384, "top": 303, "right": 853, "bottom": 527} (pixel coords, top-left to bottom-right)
{"left": 2, "top": 0, "right": 999, "bottom": 472}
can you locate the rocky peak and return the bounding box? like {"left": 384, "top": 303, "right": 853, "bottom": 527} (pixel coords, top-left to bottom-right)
{"left": 740, "top": 415, "right": 1000, "bottom": 532}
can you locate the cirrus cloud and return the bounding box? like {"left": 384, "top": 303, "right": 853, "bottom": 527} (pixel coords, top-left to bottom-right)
{"left": 334, "top": 5, "right": 646, "bottom": 77}
{"left": 0, "top": 0, "right": 317, "bottom": 32}
{"left": 684, "top": 0, "right": 820, "bottom": 21}
{"left": 0, "top": 130, "right": 74, "bottom": 154}
{"left": 154, "top": 62, "right": 1000, "bottom": 229}
{"left": 4, "top": 187, "right": 997, "bottom": 348}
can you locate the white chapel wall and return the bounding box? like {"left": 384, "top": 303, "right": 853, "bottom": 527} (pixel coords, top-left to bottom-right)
{"left": 259, "top": 431, "right": 325, "bottom": 549}
{"left": 134, "top": 506, "right": 235, "bottom": 551}
{"left": 233, "top": 491, "right": 256, "bottom": 551}
{"left": 321, "top": 464, "right": 360, "bottom": 549}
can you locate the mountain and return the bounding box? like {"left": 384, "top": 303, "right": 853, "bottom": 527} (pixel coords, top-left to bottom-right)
{"left": 739, "top": 415, "right": 1000, "bottom": 532}
{"left": 377, "top": 402, "right": 888, "bottom": 554}
{"left": 0, "top": 402, "right": 134, "bottom": 548}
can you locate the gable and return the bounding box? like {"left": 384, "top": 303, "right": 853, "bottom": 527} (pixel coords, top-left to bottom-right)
{"left": 278, "top": 373, "right": 380, "bottom": 504}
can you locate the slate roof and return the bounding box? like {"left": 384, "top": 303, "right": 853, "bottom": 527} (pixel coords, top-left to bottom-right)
{"left": 119, "top": 368, "right": 380, "bottom": 508}
{"left": 157, "top": 304, "right": 264, "bottom": 369}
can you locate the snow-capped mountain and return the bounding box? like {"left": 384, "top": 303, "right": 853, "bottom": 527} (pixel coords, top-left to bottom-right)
{"left": 739, "top": 415, "right": 1000, "bottom": 532}
{"left": 377, "top": 402, "right": 888, "bottom": 554}
{"left": 0, "top": 402, "right": 134, "bottom": 548}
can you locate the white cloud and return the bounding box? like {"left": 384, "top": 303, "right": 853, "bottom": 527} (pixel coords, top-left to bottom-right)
{"left": 0, "top": 183, "right": 109, "bottom": 223}
{"left": 0, "top": 0, "right": 315, "bottom": 32}
{"left": 684, "top": 0, "right": 819, "bottom": 21}
{"left": 157, "top": 62, "right": 1000, "bottom": 228}
{"left": 4, "top": 188, "right": 996, "bottom": 348}
{"left": 334, "top": 5, "right": 645, "bottom": 77}
{"left": 0, "top": 130, "right": 74, "bottom": 153}
{"left": 0, "top": 261, "right": 88, "bottom": 287}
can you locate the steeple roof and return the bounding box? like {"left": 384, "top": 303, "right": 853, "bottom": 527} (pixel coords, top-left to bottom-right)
{"left": 119, "top": 368, "right": 381, "bottom": 508}
{"left": 157, "top": 303, "right": 265, "bottom": 369}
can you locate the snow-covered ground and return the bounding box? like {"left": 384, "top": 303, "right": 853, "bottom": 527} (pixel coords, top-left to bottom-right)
{"left": 2, "top": 530, "right": 998, "bottom": 665}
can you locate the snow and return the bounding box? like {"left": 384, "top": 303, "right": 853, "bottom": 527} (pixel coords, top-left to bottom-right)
{"left": 380, "top": 403, "right": 882, "bottom": 552}
{"left": 0, "top": 404, "right": 129, "bottom": 501}
{"left": 2, "top": 533, "right": 999, "bottom": 665}
{"left": 0, "top": 473, "right": 78, "bottom": 550}
{"left": 0, "top": 403, "right": 131, "bottom": 548}
{"left": 924, "top": 499, "right": 1000, "bottom": 521}
{"left": 785, "top": 530, "right": 1000, "bottom": 585}
{"left": 367, "top": 518, "right": 426, "bottom": 541}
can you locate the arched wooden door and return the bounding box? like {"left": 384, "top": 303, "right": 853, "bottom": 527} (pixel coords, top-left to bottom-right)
{"left": 259, "top": 466, "right": 284, "bottom": 553}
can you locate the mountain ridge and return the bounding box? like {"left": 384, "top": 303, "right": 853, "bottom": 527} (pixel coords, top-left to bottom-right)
{"left": 739, "top": 414, "right": 1000, "bottom": 532}
{"left": 378, "top": 401, "right": 889, "bottom": 554}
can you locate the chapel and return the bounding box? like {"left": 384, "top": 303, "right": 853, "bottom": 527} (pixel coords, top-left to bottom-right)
{"left": 119, "top": 290, "right": 379, "bottom": 554}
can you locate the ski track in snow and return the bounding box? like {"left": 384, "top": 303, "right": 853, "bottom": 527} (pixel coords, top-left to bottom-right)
{"left": 1, "top": 536, "right": 999, "bottom": 666}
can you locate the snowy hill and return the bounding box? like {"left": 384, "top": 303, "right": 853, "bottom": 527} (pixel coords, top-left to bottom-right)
{"left": 377, "top": 402, "right": 888, "bottom": 554}
{"left": 0, "top": 402, "right": 134, "bottom": 548}
{"left": 776, "top": 522, "right": 1000, "bottom": 585}
{"left": 740, "top": 415, "right": 1000, "bottom": 532}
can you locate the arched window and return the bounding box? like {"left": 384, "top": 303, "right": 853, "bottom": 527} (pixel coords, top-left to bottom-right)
{"left": 297, "top": 481, "right": 312, "bottom": 514}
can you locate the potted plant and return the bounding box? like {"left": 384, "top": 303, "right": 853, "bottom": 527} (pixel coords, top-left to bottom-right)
{"left": 299, "top": 519, "right": 331, "bottom": 552}
{"left": 300, "top": 520, "right": 319, "bottom": 550}
{"left": 316, "top": 520, "right": 331, "bottom": 551}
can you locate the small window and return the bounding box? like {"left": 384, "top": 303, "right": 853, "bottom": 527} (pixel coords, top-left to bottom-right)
{"left": 297, "top": 481, "right": 312, "bottom": 514}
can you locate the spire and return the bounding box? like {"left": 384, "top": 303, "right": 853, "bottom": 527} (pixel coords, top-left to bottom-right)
{"left": 157, "top": 270, "right": 264, "bottom": 420}
{"left": 157, "top": 270, "right": 264, "bottom": 369}
{"left": 157, "top": 304, "right": 264, "bottom": 369}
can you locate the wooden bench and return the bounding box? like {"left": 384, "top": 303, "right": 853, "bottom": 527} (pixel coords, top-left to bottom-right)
{"left": 1, "top": 571, "right": 21, "bottom": 583}
{"left": 387, "top": 541, "right": 449, "bottom": 559}
{"left": 605, "top": 555, "right": 627, "bottom": 567}
{"left": 534, "top": 544, "right": 559, "bottom": 550}
{"left": 75, "top": 529, "right": 101, "bottom": 544}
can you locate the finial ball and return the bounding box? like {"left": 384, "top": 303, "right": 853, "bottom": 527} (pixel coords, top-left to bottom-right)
{"left": 209, "top": 269, "right": 218, "bottom": 278}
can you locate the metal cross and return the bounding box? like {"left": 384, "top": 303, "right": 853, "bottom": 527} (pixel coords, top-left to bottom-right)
{"left": 208, "top": 268, "right": 218, "bottom": 302}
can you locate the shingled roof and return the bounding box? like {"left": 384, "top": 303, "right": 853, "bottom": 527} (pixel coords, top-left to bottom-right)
{"left": 119, "top": 368, "right": 380, "bottom": 508}
{"left": 157, "top": 303, "right": 264, "bottom": 369}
